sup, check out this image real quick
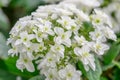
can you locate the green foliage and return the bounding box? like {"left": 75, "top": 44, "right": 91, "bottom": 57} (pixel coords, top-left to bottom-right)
{"left": 29, "top": 75, "right": 45, "bottom": 80}
{"left": 10, "top": 0, "right": 45, "bottom": 13}
{"left": 0, "top": 69, "right": 16, "bottom": 80}
{"left": 112, "top": 60, "right": 120, "bottom": 69}
{"left": 103, "top": 42, "right": 120, "bottom": 65}
{"left": 100, "top": 77, "right": 108, "bottom": 80}
{"left": 0, "top": 9, "right": 10, "bottom": 32}
{"left": 113, "top": 68, "right": 120, "bottom": 80}
{"left": 100, "top": 0, "right": 112, "bottom": 7}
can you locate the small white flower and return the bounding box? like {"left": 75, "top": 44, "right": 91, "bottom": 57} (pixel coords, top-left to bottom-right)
{"left": 34, "top": 43, "right": 47, "bottom": 52}
{"left": 24, "top": 44, "right": 36, "bottom": 60}
{"left": 34, "top": 29, "right": 48, "bottom": 42}
{"left": 38, "top": 53, "right": 57, "bottom": 69}
{"left": 16, "top": 53, "right": 35, "bottom": 72}
{"left": 103, "top": 27, "right": 117, "bottom": 41}
{"left": 89, "top": 29, "right": 106, "bottom": 42}
{"left": 10, "top": 16, "right": 32, "bottom": 35}
{"left": 54, "top": 27, "right": 72, "bottom": 47}
{"left": 90, "top": 42, "right": 110, "bottom": 55}
{"left": 92, "top": 9, "right": 112, "bottom": 28}
{"left": 74, "top": 46, "right": 95, "bottom": 71}
{"left": 15, "top": 31, "right": 35, "bottom": 47}
{"left": 57, "top": 16, "right": 76, "bottom": 30}
{"left": 74, "top": 35, "right": 88, "bottom": 46}
{"left": 58, "top": 64, "right": 81, "bottom": 80}
{"left": 74, "top": 10, "right": 90, "bottom": 21}
{"left": 102, "top": 2, "right": 120, "bottom": 33}
{"left": 57, "top": 16, "right": 80, "bottom": 34}
{"left": 8, "top": 43, "right": 27, "bottom": 57}
{"left": 45, "top": 68, "right": 60, "bottom": 80}
{"left": 37, "top": 21, "right": 54, "bottom": 36}
{"left": 8, "top": 44, "right": 19, "bottom": 57}
{"left": 51, "top": 44, "right": 65, "bottom": 58}
{"left": 90, "top": 15, "right": 104, "bottom": 27}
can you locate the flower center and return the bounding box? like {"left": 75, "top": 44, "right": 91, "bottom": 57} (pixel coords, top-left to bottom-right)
{"left": 23, "top": 37, "right": 27, "bottom": 42}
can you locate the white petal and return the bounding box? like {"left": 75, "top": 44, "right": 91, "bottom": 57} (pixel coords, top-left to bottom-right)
{"left": 36, "top": 37, "right": 42, "bottom": 42}
{"left": 89, "top": 61, "right": 96, "bottom": 71}
{"left": 15, "top": 39, "right": 22, "bottom": 45}
{"left": 27, "top": 52, "right": 34, "bottom": 60}
{"left": 20, "top": 31, "right": 28, "bottom": 38}
{"left": 54, "top": 27, "right": 64, "bottom": 35}
{"left": 24, "top": 42, "right": 31, "bottom": 47}
{"left": 16, "top": 59, "right": 25, "bottom": 72}
{"left": 65, "top": 31, "right": 72, "bottom": 38}
{"left": 74, "top": 47, "right": 80, "bottom": 56}
{"left": 58, "top": 69, "right": 66, "bottom": 78}
{"left": 63, "top": 39, "right": 71, "bottom": 47}
{"left": 74, "top": 35, "right": 79, "bottom": 41}
{"left": 29, "top": 34, "right": 35, "bottom": 40}
{"left": 47, "top": 29, "right": 55, "bottom": 36}
{"left": 24, "top": 61, "right": 35, "bottom": 72}
{"left": 54, "top": 36, "right": 62, "bottom": 44}
{"left": 81, "top": 58, "right": 89, "bottom": 65}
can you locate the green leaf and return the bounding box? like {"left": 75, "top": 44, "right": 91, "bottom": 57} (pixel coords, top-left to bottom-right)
{"left": 100, "top": 0, "right": 112, "bottom": 8}
{"left": 112, "top": 60, "right": 120, "bottom": 69}
{"left": 77, "top": 61, "right": 87, "bottom": 76}
{"left": 103, "top": 42, "right": 120, "bottom": 65}
{"left": 29, "top": 75, "right": 45, "bottom": 80}
{"left": 77, "top": 57, "right": 102, "bottom": 80}
{"left": 0, "top": 69, "right": 16, "bottom": 80}
{"left": 0, "top": 32, "right": 10, "bottom": 59}
{"left": 102, "top": 63, "right": 115, "bottom": 71}
{"left": 0, "top": 9, "right": 10, "bottom": 32}
{"left": 113, "top": 68, "right": 120, "bottom": 80}
{"left": 100, "top": 77, "right": 108, "bottom": 80}
{"left": 10, "top": 0, "right": 45, "bottom": 12}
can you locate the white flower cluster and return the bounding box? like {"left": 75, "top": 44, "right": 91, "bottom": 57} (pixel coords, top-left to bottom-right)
{"left": 63, "top": 0, "right": 100, "bottom": 8}
{"left": 102, "top": 1, "right": 120, "bottom": 33}
{"left": 62, "top": 0, "right": 101, "bottom": 14}
{"left": 45, "top": 0, "right": 101, "bottom": 13}
{"left": 7, "top": 2, "right": 117, "bottom": 80}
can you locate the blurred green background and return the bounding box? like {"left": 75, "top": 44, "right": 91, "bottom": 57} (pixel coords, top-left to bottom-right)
{"left": 0, "top": 0, "right": 120, "bottom": 80}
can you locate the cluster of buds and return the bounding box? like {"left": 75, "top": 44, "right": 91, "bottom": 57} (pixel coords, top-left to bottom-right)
{"left": 7, "top": 2, "right": 117, "bottom": 80}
